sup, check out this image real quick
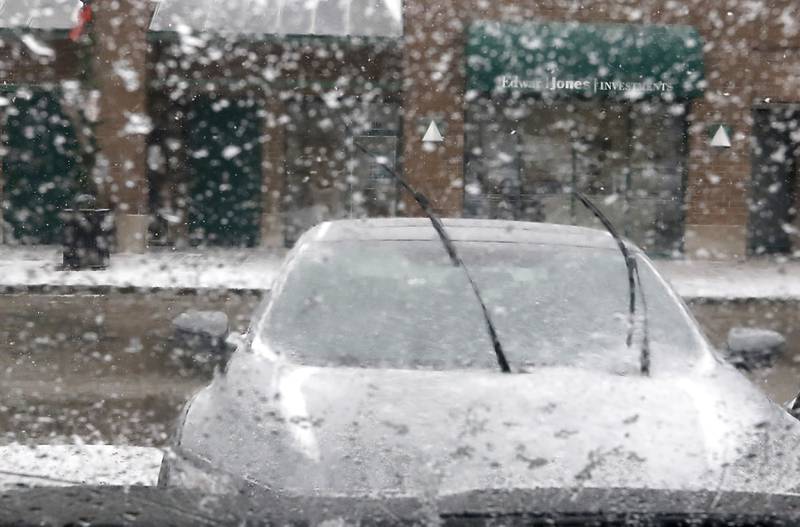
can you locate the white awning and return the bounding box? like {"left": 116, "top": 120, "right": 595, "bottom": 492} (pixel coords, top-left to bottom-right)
{"left": 0, "top": 0, "right": 80, "bottom": 30}
{"left": 149, "top": 0, "right": 402, "bottom": 38}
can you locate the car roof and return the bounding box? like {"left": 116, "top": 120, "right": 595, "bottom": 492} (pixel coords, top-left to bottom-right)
{"left": 304, "top": 218, "right": 635, "bottom": 251}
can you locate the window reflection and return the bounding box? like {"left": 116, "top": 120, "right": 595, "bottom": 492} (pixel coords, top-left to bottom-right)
{"left": 465, "top": 98, "right": 687, "bottom": 255}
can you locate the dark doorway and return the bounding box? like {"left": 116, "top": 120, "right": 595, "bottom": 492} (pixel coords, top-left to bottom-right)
{"left": 749, "top": 107, "right": 799, "bottom": 255}
{"left": 2, "top": 91, "right": 82, "bottom": 244}
{"left": 185, "top": 95, "right": 262, "bottom": 247}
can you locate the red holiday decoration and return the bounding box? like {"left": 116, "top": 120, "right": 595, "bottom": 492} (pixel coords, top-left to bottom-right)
{"left": 69, "top": 2, "right": 93, "bottom": 42}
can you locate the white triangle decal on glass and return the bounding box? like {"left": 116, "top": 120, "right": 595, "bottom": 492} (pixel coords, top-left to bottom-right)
{"left": 710, "top": 126, "right": 731, "bottom": 148}
{"left": 422, "top": 120, "right": 444, "bottom": 143}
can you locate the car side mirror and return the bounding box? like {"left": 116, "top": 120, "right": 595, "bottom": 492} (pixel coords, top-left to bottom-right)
{"left": 723, "top": 327, "right": 785, "bottom": 371}
{"left": 171, "top": 310, "right": 235, "bottom": 369}
{"left": 786, "top": 394, "right": 800, "bottom": 420}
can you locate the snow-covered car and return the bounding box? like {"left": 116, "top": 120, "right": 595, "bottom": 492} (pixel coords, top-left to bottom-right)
{"left": 158, "top": 218, "right": 800, "bottom": 497}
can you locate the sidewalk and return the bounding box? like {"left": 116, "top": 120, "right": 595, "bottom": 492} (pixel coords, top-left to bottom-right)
{"left": 1, "top": 246, "right": 799, "bottom": 300}
{"left": 0, "top": 246, "right": 285, "bottom": 293}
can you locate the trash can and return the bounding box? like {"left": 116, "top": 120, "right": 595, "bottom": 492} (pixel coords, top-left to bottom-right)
{"left": 60, "top": 194, "right": 113, "bottom": 270}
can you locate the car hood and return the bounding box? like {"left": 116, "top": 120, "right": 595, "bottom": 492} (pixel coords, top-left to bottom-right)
{"left": 177, "top": 353, "right": 800, "bottom": 497}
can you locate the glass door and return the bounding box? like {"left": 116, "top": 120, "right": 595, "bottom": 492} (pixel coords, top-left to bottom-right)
{"left": 282, "top": 96, "right": 400, "bottom": 246}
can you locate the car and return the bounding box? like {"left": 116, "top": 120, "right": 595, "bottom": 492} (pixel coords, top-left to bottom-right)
{"left": 159, "top": 218, "right": 800, "bottom": 498}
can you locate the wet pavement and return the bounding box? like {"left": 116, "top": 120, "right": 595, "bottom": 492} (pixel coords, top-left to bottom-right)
{"left": 0, "top": 291, "right": 798, "bottom": 447}
{"left": 688, "top": 299, "right": 800, "bottom": 404}
{"left": 0, "top": 292, "right": 260, "bottom": 446}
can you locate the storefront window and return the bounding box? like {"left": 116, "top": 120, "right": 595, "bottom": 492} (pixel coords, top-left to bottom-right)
{"left": 749, "top": 106, "right": 800, "bottom": 255}
{"left": 282, "top": 96, "right": 400, "bottom": 245}
{"left": 146, "top": 0, "right": 404, "bottom": 248}
{"left": 465, "top": 97, "right": 687, "bottom": 255}
{"left": 1, "top": 90, "right": 84, "bottom": 244}
{"left": 464, "top": 20, "right": 702, "bottom": 256}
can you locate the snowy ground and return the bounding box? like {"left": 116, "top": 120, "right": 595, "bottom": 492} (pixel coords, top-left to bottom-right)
{"left": 1, "top": 246, "right": 799, "bottom": 300}
{"left": 0, "top": 246, "right": 285, "bottom": 291}
{"left": 0, "top": 445, "right": 162, "bottom": 489}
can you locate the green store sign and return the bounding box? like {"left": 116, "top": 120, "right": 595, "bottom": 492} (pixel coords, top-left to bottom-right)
{"left": 467, "top": 20, "right": 706, "bottom": 100}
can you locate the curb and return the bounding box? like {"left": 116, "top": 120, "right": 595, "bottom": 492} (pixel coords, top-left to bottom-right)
{"left": 0, "top": 285, "right": 266, "bottom": 296}
{"left": 684, "top": 296, "right": 800, "bottom": 304}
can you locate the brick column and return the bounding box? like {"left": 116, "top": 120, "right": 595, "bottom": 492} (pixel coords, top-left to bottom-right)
{"left": 260, "top": 97, "right": 286, "bottom": 247}
{"left": 682, "top": 8, "right": 756, "bottom": 260}
{"left": 402, "top": 0, "right": 465, "bottom": 216}
{"left": 91, "top": 0, "right": 150, "bottom": 252}
{"left": 684, "top": 98, "right": 750, "bottom": 259}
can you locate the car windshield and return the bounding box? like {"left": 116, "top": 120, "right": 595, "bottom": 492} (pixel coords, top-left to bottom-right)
{"left": 262, "top": 239, "right": 703, "bottom": 371}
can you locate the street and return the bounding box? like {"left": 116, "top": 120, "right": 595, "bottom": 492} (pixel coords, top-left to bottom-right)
{"left": 689, "top": 298, "right": 800, "bottom": 403}
{"left": 0, "top": 291, "right": 260, "bottom": 446}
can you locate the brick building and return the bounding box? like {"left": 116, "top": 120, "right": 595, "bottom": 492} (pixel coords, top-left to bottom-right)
{"left": 0, "top": 0, "right": 798, "bottom": 258}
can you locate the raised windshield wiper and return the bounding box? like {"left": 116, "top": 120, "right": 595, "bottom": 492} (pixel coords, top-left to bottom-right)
{"left": 351, "top": 141, "right": 511, "bottom": 374}
{"left": 572, "top": 191, "right": 651, "bottom": 376}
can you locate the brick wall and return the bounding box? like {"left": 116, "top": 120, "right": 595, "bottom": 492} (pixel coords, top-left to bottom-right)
{"left": 260, "top": 96, "right": 286, "bottom": 247}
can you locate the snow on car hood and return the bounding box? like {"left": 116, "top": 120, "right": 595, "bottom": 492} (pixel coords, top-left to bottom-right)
{"left": 178, "top": 353, "right": 800, "bottom": 497}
